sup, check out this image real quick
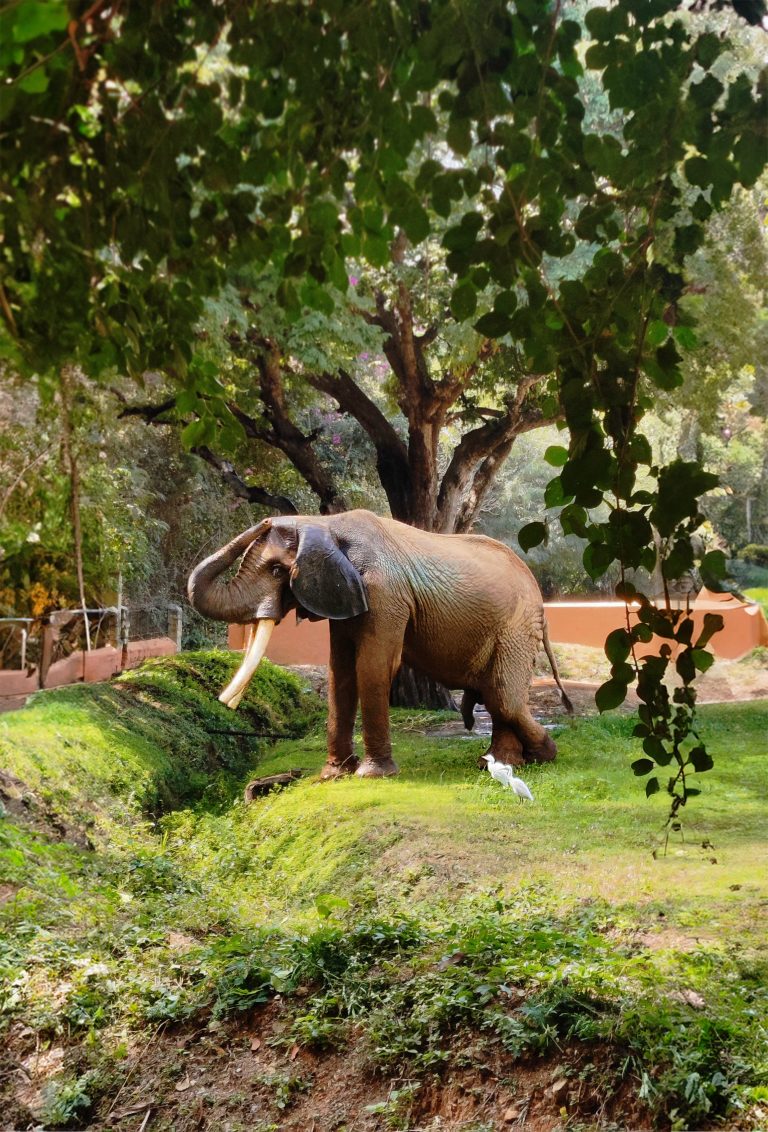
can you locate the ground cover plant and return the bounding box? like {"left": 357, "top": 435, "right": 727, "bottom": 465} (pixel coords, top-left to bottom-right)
{"left": 1, "top": 654, "right": 767, "bottom": 1130}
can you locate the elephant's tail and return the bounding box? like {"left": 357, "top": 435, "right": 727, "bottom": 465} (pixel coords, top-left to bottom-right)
{"left": 542, "top": 619, "right": 574, "bottom": 714}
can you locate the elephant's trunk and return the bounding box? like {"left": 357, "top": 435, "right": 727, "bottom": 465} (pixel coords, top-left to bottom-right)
{"left": 187, "top": 525, "right": 266, "bottom": 623}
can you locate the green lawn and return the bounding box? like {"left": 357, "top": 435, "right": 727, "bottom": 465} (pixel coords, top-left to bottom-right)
{"left": 746, "top": 587, "right": 768, "bottom": 619}
{"left": 1, "top": 654, "right": 766, "bottom": 1130}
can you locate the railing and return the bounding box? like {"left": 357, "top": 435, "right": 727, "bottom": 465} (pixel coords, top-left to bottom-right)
{"left": 0, "top": 605, "right": 183, "bottom": 708}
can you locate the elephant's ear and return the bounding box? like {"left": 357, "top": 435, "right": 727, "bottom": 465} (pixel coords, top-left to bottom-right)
{"left": 289, "top": 526, "right": 368, "bottom": 620}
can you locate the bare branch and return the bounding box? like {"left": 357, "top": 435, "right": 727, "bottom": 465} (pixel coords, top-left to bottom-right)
{"left": 435, "top": 376, "right": 558, "bottom": 532}
{"left": 192, "top": 446, "right": 298, "bottom": 513}
{"left": 118, "top": 396, "right": 177, "bottom": 424}
{"left": 307, "top": 369, "right": 411, "bottom": 521}
{"left": 253, "top": 341, "right": 348, "bottom": 513}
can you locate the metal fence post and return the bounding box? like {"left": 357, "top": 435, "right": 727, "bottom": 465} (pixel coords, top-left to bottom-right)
{"left": 119, "top": 605, "right": 129, "bottom": 670}
{"left": 167, "top": 604, "right": 182, "bottom": 652}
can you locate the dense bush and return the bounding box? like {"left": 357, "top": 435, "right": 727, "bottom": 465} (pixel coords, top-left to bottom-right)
{"left": 740, "top": 544, "right": 768, "bottom": 567}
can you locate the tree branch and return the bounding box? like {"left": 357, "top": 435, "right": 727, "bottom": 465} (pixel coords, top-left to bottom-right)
{"left": 192, "top": 446, "right": 298, "bottom": 513}
{"left": 118, "top": 396, "right": 178, "bottom": 424}
{"left": 435, "top": 376, "right": 556, "bottom": 532}
{"left": 306, "top": 369, "right": 412, "bottom": 521}
{"left": 253, "top": 340, "right": 348, "bottom": 513}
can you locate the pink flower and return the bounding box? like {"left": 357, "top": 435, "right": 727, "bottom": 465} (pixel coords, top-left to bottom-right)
{"left": 348, "top": 275, "right": 359, "bottom": 287}
{"left": 332, "top": 434, "right": 342, "bottom": 445}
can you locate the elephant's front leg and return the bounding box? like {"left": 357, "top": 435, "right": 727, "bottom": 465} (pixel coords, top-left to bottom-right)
{"left": 355, "top": 637, "right": 402, "bottom": 778}
{"left": 321, "top": 628, "right": 360, "bottom": 779}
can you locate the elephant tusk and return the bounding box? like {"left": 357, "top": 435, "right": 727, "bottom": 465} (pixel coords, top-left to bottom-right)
{"left": 219, "top": 619, "right": 276, "bottom": 709}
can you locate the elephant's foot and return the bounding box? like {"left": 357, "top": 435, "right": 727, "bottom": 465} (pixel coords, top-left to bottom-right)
{"left": 319, "top": 755, "right": 360, "bottom": 779}
{"left": 524, "top": 733, "right": 557, "bottom": 763}
{"left": 355, "top": 758, "right": 399, "bottom": 778}
{"left": 483, "top": 726, "right": 525, "bottom": 768}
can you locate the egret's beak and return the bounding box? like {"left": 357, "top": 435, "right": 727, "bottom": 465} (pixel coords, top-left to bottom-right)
{"left": 219, "top": 619, "right": 276, "bottom": 709}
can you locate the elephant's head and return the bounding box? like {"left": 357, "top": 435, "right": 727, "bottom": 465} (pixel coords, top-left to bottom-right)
{"left": 187, "top": 518, "right": 368, "bottom": 709}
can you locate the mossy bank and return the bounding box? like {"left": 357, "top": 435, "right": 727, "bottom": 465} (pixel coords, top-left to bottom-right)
{"left": 1, "top": 652, "right": 766, "bottom": 1131}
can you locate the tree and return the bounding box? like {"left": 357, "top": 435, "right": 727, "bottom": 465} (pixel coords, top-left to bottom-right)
{"left": 2, "top": 0, "right": 767, "bottom": 824}
{"left": 124, "top": 250, "right": 560, "bottom": 537}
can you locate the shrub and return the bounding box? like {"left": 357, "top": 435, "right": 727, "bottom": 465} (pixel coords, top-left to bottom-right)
{"left": 740, "top": 544, "right": 768, "bottom": 567}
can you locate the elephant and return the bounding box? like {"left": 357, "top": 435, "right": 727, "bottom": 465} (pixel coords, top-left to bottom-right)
{"left": 187, "top": 510, "right": 572, "bottom": 779}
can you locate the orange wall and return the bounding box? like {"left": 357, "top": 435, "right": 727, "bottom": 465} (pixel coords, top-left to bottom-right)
{"left": 228, "top": 618, "right": 331, "bottom": 665}
{"left": 229, "top": 591, "right": 768, "bottom": 666}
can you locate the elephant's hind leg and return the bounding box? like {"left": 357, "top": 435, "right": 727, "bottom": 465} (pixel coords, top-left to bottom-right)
{"left": 483, "top": 627, "right": 557, "bottom": 764}
{"left": 485, "top": 716, "right": 526, "bottom": 767}
{"left": 516, "top": 714, "right": 557, "bottom": 763}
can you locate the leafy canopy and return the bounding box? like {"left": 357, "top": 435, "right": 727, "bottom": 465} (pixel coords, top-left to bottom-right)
{"left": 1, "top": 0, "right": 766, "bottom": 823}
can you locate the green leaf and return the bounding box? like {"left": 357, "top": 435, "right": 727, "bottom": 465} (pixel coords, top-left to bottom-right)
{"left": 676, "top": 650, "right": 695, "bottom": 684}
{"left": 684, "top": 156, "right": 711, "bottom": 189}
{"left": 688, "top": 746, "right": 714, "bottom": 773}
{"left": 646, "top": 320, "right": 668, "bottom": 347}
{"left": 673, "top": 325, "right": 697, "bottom": 350}
{"left": 450, "top": 282, "right": 477, "bottom": 322}
{"left": 474, "top": 311, "right": 511, "bottom": 338}
{"left": 631, "top": 757, "right": 655, "bottom": 776}
{"left": 700, "top": 550, "right": 727, "bottom": 581}
{"left": 695, "top": 612, "right": 724, "bottom": 649}
{"left": 180, "top": 419, "right": 209, "bottom": 448}
{"left": 308, "top": 200, "right": 339, "bottom": 231}
{"left": 399, "top": 201, "right": 430, "bottom": 245}
{"left": 583, "top": 542, "right": 614, "bottom": 580}
{"left": 642, "top": 736, "right": 667, "bottom": 761}
{"left": 645, "top": 777, "right": 660, "bottom": 798}
{"left": 518, "top": 522, "right": 547, "bottom": 552}
{"left": 12, "top": 1, "right": 68, "bottom": 42}
{"left": 651, "top": 461, "right": 719, "bottom": 538}
{"left": 691, "top": 648, "right": 715, "bottom": 673}
{"left": 447, "top": 117, "right": 472, "bottom": 156}
{"left": 18, "top": 67, "right": 49, "bottom": 94}
{"left": 604, "top": 628, "right": 632, "bottom": 664}
{"left": 544, "top": 445, "right": 568, "bottom": 467}
{"left": 315, "top": 894, "right": 350, "bottom": 919}
{"left": 595, "top": 679, "right": 628, "bottom": 712}
{"left": 544, "top": 477, "right": 570, "bottom": 509}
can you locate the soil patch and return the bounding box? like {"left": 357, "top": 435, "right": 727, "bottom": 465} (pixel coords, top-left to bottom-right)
{"left": 1, "top": 1004, "right": 654, "bottom": 1132}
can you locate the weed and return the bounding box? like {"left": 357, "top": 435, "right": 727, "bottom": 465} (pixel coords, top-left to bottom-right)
{"left": 291, "top": 1008, "right": 347, "bottom": 1051}
{"left": 365, "top": 1079, "right": 422, "bottom": 1129}
{"left": 258, "top": 1070, "right": 313, "bottom": 1111}
{"left": 40, "top": 1071, "right": 96, "bottom": 1129}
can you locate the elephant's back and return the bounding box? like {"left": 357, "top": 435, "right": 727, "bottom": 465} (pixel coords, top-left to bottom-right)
{"left": 403, "top": 526, "right": 542, "bottom": 603}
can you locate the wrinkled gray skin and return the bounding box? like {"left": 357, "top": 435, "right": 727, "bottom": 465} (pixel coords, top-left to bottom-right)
{"left": 188, "top": 510, "right": 570, "bottom": 778}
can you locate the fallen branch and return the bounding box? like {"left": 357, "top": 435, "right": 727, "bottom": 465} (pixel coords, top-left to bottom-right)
{"left": 243, "top": 770, "right": 303, "bottom": 801}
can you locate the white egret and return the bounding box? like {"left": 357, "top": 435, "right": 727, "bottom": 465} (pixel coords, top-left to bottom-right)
{"left": 481, "top": 754, "right": 534, "bottom": 802}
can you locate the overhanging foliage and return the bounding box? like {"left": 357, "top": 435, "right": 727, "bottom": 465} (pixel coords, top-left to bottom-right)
{"left": 1, "top": 0, "right": 766, "bottom": 824}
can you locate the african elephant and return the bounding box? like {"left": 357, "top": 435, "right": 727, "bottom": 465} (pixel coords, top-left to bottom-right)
{"left": 187, "top": 510, "right": 571, "bottom": 778}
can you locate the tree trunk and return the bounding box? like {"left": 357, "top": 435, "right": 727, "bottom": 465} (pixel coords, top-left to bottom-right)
{"left": 390, "top": 663, "right": 457, "bottom": 711}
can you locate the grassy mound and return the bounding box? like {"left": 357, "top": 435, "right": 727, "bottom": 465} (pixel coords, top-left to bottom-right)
{"left": 1, "top": 655, "right": 766, "bottom": 1130}
{"left": 0, "top": 650, "right": 321, "bottom": 822}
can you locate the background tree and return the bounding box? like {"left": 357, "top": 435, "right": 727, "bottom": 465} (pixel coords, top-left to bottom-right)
{"left": 1, "top": 0, "right": 766, "bottom": 821}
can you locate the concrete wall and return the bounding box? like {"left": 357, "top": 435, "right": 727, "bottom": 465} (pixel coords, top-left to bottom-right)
{"left": 228, "top": 589, "right": 768, "bottom": 666}
{"left": 0, "top": 636, "right": 179, "bottom": 712}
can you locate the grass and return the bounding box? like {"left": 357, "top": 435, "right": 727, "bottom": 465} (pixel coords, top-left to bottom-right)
{"left": 745, "top": 587, "right": 768, "bottom": 618}
{"left": 1, "top": 653, "right": 767, "bottom": 1130}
